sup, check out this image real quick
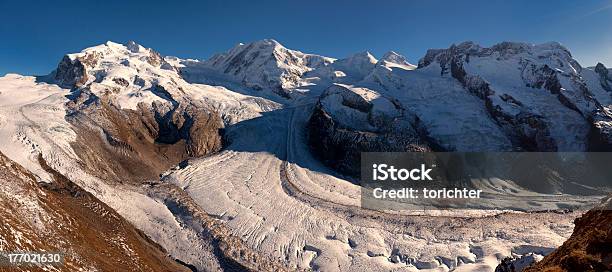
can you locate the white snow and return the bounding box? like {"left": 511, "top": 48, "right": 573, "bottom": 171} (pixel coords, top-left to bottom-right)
{"left": 319, "top": 84, "right": 398, "bottom": 131}
{"left": 581, "top": 67, "right": 612, "bottom": 106}
{"left": 0, "top": 74, "right": 75, "bottom": 182}
{"left": 365, "top": 63, "right": 515, "bottom": 151}
{"left": 463, "top": 50, "right": 590, "bottom": 151}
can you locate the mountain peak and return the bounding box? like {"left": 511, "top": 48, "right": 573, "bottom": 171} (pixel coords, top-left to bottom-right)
{"left": 379, "top": 51, "right": 415, "bottom": 69}
{"left": 53, "top": 41, "right": 171, "bottom": 90}
{"left": 419, "top": 40, "right": 578, "bottom": 69}
{"left": 225, "top": 39, "right": 285, "bottom": 55}
{"left": 318, "top": 51, "right": 378, "bottom": 81}
{"left": 64, "top": 41, "right": 155, "bottom": 61}
{"left": 349, "top": 51, "right": 377, "bottom": 63}
{"left": 126, "top": 40, "right": 146, "bottom": 53}
{"left": 181, "top": 39, "right": 332, "bottom": 96}
{"left": 595, "top": 62, "right": 609, "bottom": 75}
{"left": 536, "top": 41, "right": 568, "bottom": 51}
{"left": 381, "top": 50, "right": 400, "bottom": 58}
{"left": 105, "top": 40, "right": 125, "bottom": 48}
{"left": 252, "top": 38, "right": 282, "bottom": 47}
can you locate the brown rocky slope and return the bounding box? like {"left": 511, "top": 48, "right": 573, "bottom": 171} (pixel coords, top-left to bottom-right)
{"left": 0, "top": 151, "right": 191, "bottom": 272}
{"left": 524, "top": 197, "right": 612, "bottom": 272}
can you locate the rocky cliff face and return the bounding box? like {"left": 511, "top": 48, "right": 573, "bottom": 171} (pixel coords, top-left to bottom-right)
{"left": 417, "top": 41, "right": 612, "bottom": 151}
{"left": 54, "top": 54, "right": 94, "bottom": 88}
{"left": 307, "top": 84, "right": 429, "bottom": 175}
{"left": 66, "top": 93, "right": 223, "bottom": 182}
{"left": 594, "top": 63, "right": 612, "bottom": 92}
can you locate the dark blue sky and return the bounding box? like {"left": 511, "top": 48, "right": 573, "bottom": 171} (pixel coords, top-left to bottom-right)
{"left": 1, "top": 0, "right": 611, "bottom": 75}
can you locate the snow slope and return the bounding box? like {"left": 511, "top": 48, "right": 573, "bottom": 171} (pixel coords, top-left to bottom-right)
{"left": 365, "top": 62, "right": 514, "bottom": 151}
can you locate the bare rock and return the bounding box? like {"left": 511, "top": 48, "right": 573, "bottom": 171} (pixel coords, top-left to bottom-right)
{"left": 54, "top": 52, "right": 102, "bottom": 88}
{"left": 307, "top": 85, "right": 430, "bottom": 176}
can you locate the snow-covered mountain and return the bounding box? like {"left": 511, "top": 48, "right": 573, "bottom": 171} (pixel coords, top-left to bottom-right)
{"left": 310, "top": 41, "right": 612, "bottom": 164}
{"left": 53, "top": 40, "right": 190, "bottom": 109}
{"left": 177, "top": 40, "right": 416, "bottom": 97}
{"left": 179, "top": 39, "right": 333, "bottom": 97}
{"left": 0, "top": 39, "right": 610, "bottom": 272}
{"left": 47, "top": 41, "right": 223, "bottom": 185}
{"left": 415, "top": 41, "right": 612, "bottom": 151}
{"left": 306, "top": 41, "right": 612, "bottom": 199}
{"left": 377, "top": 50, "right": 417, "bottom": 70}
{"left": 44, "top": 40, "right": 289, "bottom": 183}
{"left": 30, "top": 39, "right": 612, "bottom": 160}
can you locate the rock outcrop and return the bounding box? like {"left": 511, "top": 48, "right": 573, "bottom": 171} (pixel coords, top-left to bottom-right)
{"left": 523, "top": 197, "right": 612, "bottom": 272}
{"left": 54, "top": 52, "right": 99, "bottom": 88}
{"left": 594, "top": 63, "right": 612, "bottom": 92}
{"left": 66, "top": 91, "right": 223, "bottom": 182}
{"left": 307, "top": 84, "right": 429, "bottom": 176}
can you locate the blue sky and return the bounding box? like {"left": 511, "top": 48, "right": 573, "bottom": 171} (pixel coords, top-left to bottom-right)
{"left": 1, "top": 0, "right": 611, "bottom": 75}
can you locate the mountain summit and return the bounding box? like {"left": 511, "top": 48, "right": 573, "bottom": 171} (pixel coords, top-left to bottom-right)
{"left": 179, "top": 39, "right": 333, "bottom": 97}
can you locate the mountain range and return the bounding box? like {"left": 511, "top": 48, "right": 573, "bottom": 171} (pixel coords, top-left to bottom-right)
{"left": 0, "top": 39, "right": 610, "bottom": 271}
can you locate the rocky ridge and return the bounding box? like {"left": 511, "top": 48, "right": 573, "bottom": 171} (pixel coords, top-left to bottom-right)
{"left": 307, "top": 84, "right": 429, "bottom": 175}
{"left": 308, "top": 41, "right": 612, "bottom": 174}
